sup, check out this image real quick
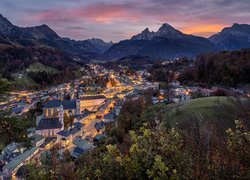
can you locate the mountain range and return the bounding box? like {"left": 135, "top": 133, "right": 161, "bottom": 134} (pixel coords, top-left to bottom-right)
{"left": 1, "top": 13, "right": 250, "bottom": 60}
{"left": 0, "top": 13, "right": 113, "bottom": 61}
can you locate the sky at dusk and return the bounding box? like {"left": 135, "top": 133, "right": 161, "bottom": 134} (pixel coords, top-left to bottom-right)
{"left": 0, "top": 0, "right": 250, "bottom": 42}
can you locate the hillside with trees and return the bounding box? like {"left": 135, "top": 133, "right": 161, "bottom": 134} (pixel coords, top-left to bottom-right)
{"left": 179, "top": 49, "right": 250, "bottom": 86}
{"left": 0, "top": 45, "right": 85, "bottom": 89}
{"left": 23, "top": 96, "right": 250, "bottom": 179}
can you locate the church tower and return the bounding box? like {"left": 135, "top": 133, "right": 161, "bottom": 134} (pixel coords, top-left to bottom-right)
{"left": 59, "top": 105, "right": 64, "bottom": 130}
{"left": 76, "top": 99, "right": 81, "bottom": 115}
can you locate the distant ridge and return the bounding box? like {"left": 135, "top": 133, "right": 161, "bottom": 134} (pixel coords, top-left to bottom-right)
{"left": 0, "top": 13, "right": 250, "bottom": 60}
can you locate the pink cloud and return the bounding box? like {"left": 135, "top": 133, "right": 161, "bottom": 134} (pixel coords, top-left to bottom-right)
{"left": 25, "top": 3, "right": 142, "bottom": 25}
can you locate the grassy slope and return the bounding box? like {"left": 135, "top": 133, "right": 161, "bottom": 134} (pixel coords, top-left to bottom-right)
{"left": 28, "top": 62, "right": 59, "bottom": 74}
{"left": 142, "top": 97, "right": 239, "bottom": 134}
{"left": 11, "top": 62, "right": 60, "bottom": 89}
{"left": 165, "top": 97, "right": 228, "bottom": 125}
{"left": 12, "top": 73, "right": 39, "bottom": 89}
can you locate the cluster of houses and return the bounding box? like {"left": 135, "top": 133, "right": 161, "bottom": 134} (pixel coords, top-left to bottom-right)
{"left": 0, "top": 65, "right": 139, "bottom": 179}
{"left": 0, "top": 95, "right": 111, "bottom": 179}
{"left": 0, "top": 133, "right": 47, "bottom": 179}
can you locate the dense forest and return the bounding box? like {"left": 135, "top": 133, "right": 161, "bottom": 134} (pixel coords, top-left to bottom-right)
{"left": 147, "top": 49, "right": 250, "bottom": 87}
{"left": 179, "top": 49, "right": 250, "bottom": 86}
{"left": 103, "top": 55, "right": 156, "bottom": 71}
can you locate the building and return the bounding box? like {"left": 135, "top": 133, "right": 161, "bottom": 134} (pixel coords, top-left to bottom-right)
{"left": 32, "top": 134, "right": 45, "bottom": 147}
{"left": 93, "top": 134, "right": 107, "bottom": 142}
{"left": 57, "top": 122, "right": 84, "bottom": 148}
{"left": 2, "top": 147, "right": 39, "bottom": 178}
{"left": 71, "top": 138, "right": 94, "bottom": 158}
{"left": 169, "top": 81, "right": 181, "bottom": 88}
{"left": 43, "top": 96, "right": 106, "bottom": 117}
{"left": 103, "top": 112, "right": 115, "bottom": 123}
{"left": 79, "top": 95, "right": 106, "bottom": 111}
{"left": 94, "top": 121, "right": 105, "bottom": 132}
{"left": 43, "top": 100, "right": 80, "bottom": 118}
{"left": 36, "top": 105, "right": 64, "bottom": 137}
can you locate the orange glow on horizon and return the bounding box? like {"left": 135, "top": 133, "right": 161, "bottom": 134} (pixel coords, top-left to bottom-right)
{"left": 181, "top": 24, "right": 226, "bottom": 37}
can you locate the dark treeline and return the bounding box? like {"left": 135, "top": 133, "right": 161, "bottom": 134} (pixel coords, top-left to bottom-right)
{"left": 147, "top": 57, "right": 191, "bottom": 83}
{"left": 179, "top": 49, "right": 250, "bottom": 86}
{"left": 103, "top": 55, "right": 156, "bottom": 71}
{"left": 147, "top": 49, "right": 250, "bottom": 87}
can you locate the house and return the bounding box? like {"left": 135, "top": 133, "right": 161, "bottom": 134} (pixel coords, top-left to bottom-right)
{"left": 94, "top": 121, "right": 105, "bottom": 132}
{"left": 114, "top": 106, "right": 121, "bottom": 116}
{"left": 169, "top": 87, "right": 191, "bottom": 102}
{"left": 79, "top": 95, "right": 106, "bottom": 111}
{"left": 103, "top": 112, "right": 115, "bottom": 123}
{"left": 1, "top": 143, "right": 22, "bottom": 156}
{"left": 43, "top": 95, "right": 106, "bottom": 118}
{"left": 169, "top": 81, "right": 180, "bottom": 88}
{"left": 2, "top": 146, "right": 39, "bottom": 178}
{"left": 96, "top": 99, "right": 113, "bottom": 117}
{"left": 71, "top": 138, "right": 94, "bottom": 158}
{"left": 93, "top": 134, "right": 107, "bottom": 142}
{"left": 74, "top": 111, "right": 91, "bottom": 124}
{"left": 72, "top": 147, "right": 85, "bottom": 158}
{"left": 57, "top": 122, "right": 84, "bottom": 148}
{"left": 39, "top": 138, "right": 56, "bottom": 150}
{"left": 31, "top": 134, "right": 45, "bottom": 147}
{"left": 11, "top": 107, "right": 23, "bottom": 116}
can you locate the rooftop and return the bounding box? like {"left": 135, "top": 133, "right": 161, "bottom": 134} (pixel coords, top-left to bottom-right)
{"left": 32, "top": 134, "right": 45, "bottom": 144}
{"left": 93, "top": 134, "right": 107, "bottom": 141}
{"left": 3, "top": 146, "right": 38, "bottom": 172}
{"left": 36, "top": 118, "right": 62, "bottom": 130}
{"left": 73, "top": 147, "right": 85, "bottom": 156}
{"left": 74, "top": 112, "right": 89, "bottom": 121}
{"left": 39, "top": 138, "right": 56, "bottom": 149}
{"left": 104, "top": 112, "right": 115, "bottom": 119}
{"left": 80, "top": 95, "right": 106, "bottom": 100}
{"left": 73, "top": 138, "right": 93, "bottom": 151}
{"left": 44, "top": 100, "right": 76, "bottom": 109}
{"left": 11, "top": 107, "right": 23, "bottom": 114}
{"left": 57, "top": 127, "right": 81, "bottom": 137}
{"left": 73, "top": 122, "right": 84, "bottom": 128}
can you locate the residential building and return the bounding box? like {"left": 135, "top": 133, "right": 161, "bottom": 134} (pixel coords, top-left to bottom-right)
{"left": 57, "top": 122, "right": 84, "bottom": 148}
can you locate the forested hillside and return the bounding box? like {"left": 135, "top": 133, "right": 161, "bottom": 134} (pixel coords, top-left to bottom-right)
{"left": 0, "top": 45, "right": 84, "bottom": 89}
{"left": 180, "top": 49, "right": 250, "bottom": 86}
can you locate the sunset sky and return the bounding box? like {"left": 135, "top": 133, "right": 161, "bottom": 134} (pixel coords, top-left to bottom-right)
{"left": 0, "top": 0, "right": 250, "bottom": 42}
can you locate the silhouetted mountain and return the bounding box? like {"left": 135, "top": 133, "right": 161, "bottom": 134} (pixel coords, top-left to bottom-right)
{"left": 86, "top": 38, "right": 113, "bottom": 53}
{"left": 0, "top": 13, "right": 110, "bottom": 61}
{"left": 0, "top": 13, "right": 15, "bottom": 34}
{"left": 105, "top": 23, "right": 216, "bottom": 59}
{"left": 131, "top": 28, "right": 155, "bottom": 40}
{"left": 209, "top": 23, "right": 250, "bottom": 50}
{"left": 1, "top": 13, "right": 250, "bottom": 61}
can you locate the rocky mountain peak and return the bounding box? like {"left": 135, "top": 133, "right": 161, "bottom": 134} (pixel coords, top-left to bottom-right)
{"left": 131, "top": 27, "right": 155, "bottom": 40}
{"left": 0, "top": 13, "right": 15, "bottom": 34}
{"left": 156, "top": 23, "right": 183, "bottom": 38}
